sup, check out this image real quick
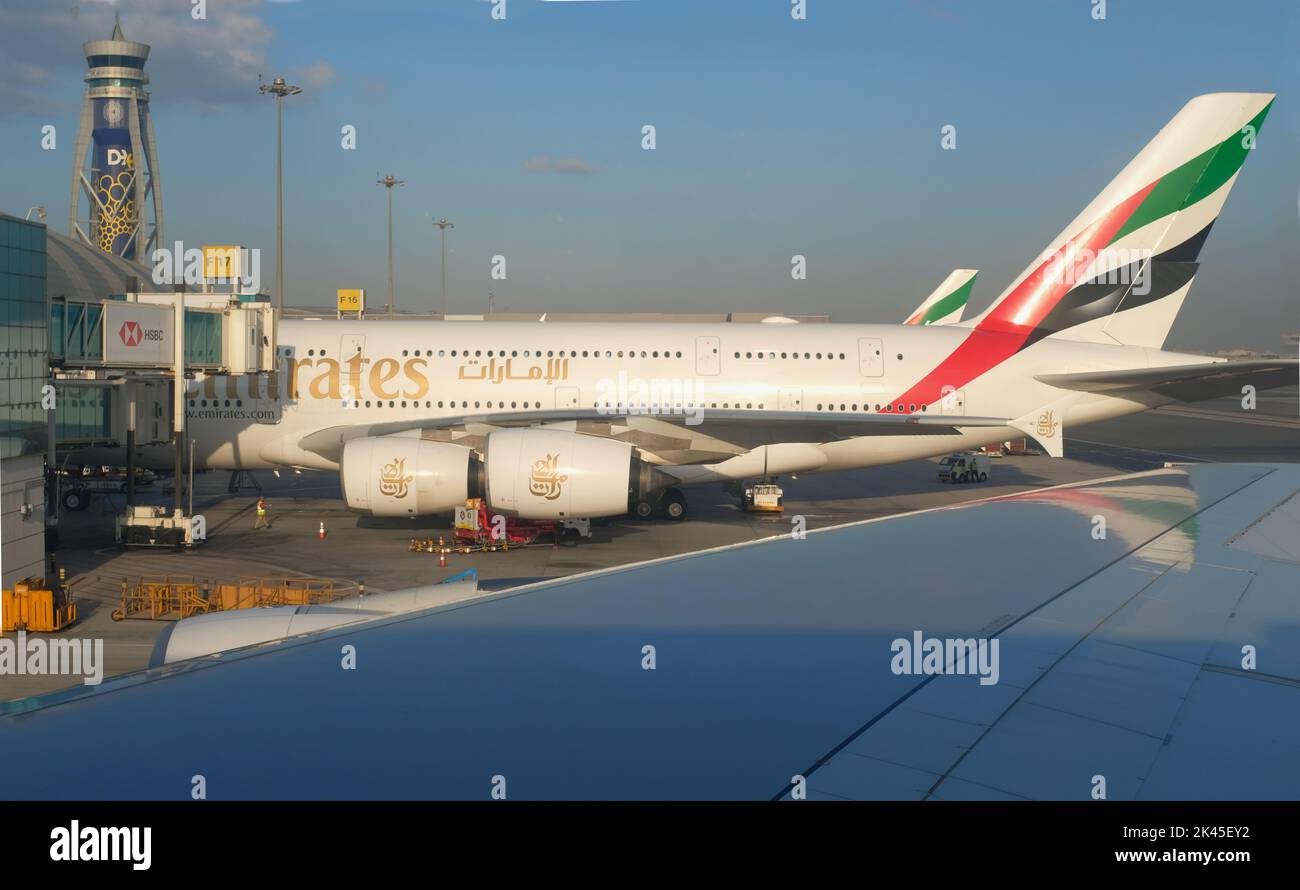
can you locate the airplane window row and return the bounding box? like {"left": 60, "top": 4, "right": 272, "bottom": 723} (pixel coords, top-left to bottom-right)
{"left": 352, "top": 400, "right": 544, "bottom": 410}
{"left": 811, "top": 403, "right": 927, "bottom": 413}
{"left": 190, "top": 399, "right": 547, "bottom": 411}
{"left": 736, "top": 351, "right": 846, "bottom": 360}
{"left": 299, "top": 348, "right": 869, "bottom": 363}
{"left": 426, "top": 349, "right": 686, "bottom": 360}
{"left": 190, "top": 395, "right": 933, "bottom": 416}
{"left": 597, "top": 402, "right": 767, "bottom": 410}
{"left": 188, "top": 396, "right": 926, "bottom": 414}
{"left": 302, "top": 348, "right": 690, "bottom": 360}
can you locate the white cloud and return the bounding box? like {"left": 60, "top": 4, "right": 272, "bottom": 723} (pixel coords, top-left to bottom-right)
{"left": 524, "top": 155, "right": 599, "bottom": 175}
{"left": 295, "top": 61, "right": 337, "bottom": 92}
{"left": 0, "top": 0, "right": 334, "bottom": 116}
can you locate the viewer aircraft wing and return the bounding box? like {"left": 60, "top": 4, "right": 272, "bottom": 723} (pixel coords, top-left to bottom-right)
{"left": 3, "top": 463, "right": 1297, "bottom": 800}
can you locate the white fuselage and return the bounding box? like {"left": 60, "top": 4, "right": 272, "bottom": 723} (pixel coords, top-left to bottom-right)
{"left": 179, "top": 317, "right": 1206, "bottom": 480}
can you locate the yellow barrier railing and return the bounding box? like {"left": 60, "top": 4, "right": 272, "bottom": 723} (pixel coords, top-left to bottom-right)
{"left": 112, "top": 576, "right": 211, "bottom": 621}
{"left": 212, "top": 576, "right": 351, "bottom": 611}
{"left": 113, "top": 576, "right": 355, "bottom": 621}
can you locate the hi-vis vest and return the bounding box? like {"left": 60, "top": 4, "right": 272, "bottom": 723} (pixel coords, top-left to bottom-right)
{"left": 257, "top": 502, "right": 266, "bottom": 516}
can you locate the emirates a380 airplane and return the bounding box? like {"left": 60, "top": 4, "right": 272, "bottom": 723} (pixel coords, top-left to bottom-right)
{"left": 183, "top": 92, "right": 1293, "bottom": 522}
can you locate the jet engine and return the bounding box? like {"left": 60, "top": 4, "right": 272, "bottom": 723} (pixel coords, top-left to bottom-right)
{"left": 484, "top": 428, "right": 671, "bottom": 519}
{"left": 341, "top": 436, "right": 482, "bottom": 517}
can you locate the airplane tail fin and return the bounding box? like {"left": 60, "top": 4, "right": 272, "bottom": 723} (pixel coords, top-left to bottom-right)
{"left": 970, "top": 92, "right": 1274, "bottom": 350}
{"left": 904, "top": 269, "right": 977, "bottom": 325}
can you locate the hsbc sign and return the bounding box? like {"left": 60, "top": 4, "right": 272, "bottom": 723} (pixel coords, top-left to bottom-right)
{"left": 104, "top": 304, "right": 174, "bottom": 364}
{"left": 117, "top": 319, "right": 165, "bottom": 347}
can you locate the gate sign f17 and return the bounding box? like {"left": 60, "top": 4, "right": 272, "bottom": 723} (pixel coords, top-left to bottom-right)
{"left": 103, "top": 303, "right": 174, "bottom": 365}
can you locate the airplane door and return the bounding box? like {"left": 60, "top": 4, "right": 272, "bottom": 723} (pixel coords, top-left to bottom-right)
{"left": 338, "top": 335, "right": 365, "bottom": 409}
{"left": 696, "top": 336, "right": 720, "bottom": 375}
{"left": 555, "top": 386, "right": 580, "bottom": 411}
{"left": 779, "top": 387, "right": 803, "bottom": 410}
{"left": 858, "top": 338, "right": 883, "bottom": 377}
{"left": 939, "top": 388, "right": 966, "bottom": 415}
{"left": 341, "top": 334, "right": 365, "bottom": 360}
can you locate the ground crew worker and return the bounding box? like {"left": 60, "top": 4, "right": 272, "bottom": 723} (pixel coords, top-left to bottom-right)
{"left": 253, "top": 496, "right": 271, "bottom": 530}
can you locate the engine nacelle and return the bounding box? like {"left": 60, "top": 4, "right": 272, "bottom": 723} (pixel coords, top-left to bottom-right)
{"left": 485, "top": 429, "right": 669, "bottom": 519}
{"left": 341, "top": 436, "right": 482, "bottom": 517}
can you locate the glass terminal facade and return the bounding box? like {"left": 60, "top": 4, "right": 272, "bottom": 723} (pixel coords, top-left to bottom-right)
{"left": 0, "top": 214, "right": 50, "bottom": 459}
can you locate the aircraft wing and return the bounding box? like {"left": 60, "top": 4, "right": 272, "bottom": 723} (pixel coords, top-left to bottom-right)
{"left": 1036, "top": 358, "right": 1297, "bottom": 402}
{"left": 296, "top": 409, "right": 1016, "bottom": 465}
{"left": 2, "top": 463, "right": 1297, "bottom": 799}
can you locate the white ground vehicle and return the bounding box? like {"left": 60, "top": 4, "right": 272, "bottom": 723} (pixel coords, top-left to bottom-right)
{"left": 115, "top": 505, "right": 198, "bottom": 549}
{"left": 937, "top": 454, "right": 991, "bottom": 484}
{"left": 743, "top": 482, "right": 784, "bottom": 513}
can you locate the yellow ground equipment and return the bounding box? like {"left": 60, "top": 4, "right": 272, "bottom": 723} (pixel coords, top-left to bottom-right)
{"left": 411, "top": 536, "right": 515, "bottom": 555}
{"left": 743, "top": 482, "right": 785, "bottom": 513}
{"left": 112, "top": 576, "right": 211, "bottom": 621}
{"left": 2, "top": 577, "right": 78, "bottom": 632}
{"left": 210, "top": 577, "right": 348, "bottom": 610}
{"left": 408, "top": 499, "right": 588, "bottom": 554}
{"left": 112, "top": 575, "right": 354, "bottom": 621}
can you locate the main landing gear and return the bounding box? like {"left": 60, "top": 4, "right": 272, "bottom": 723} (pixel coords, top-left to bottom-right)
{"left": 632, "top": 487, "right": 688, "bottom": 522}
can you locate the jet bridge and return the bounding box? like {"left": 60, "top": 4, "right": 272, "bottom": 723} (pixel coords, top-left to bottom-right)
{"left": 51, "top": 291, "right": 274, "bottom": 375}
{"left": 51, "top": 290, "right": 274, "bottom": 446}
{"left": 49, "top": 289, "right": 276, "bottom": 542}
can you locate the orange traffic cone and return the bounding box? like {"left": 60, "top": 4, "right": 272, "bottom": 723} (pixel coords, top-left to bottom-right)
{"left": 319, "top": 521, "right": 326, "bottom": 540}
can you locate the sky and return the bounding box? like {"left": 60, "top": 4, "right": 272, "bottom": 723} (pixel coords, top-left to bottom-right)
{"left": 2, "top": 0, "right": 1298, "bottom": 351}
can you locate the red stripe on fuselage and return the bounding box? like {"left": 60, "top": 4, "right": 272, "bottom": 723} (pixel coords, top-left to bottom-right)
{"left": 887, "top": 181, "right": 1158, "bottom": 413}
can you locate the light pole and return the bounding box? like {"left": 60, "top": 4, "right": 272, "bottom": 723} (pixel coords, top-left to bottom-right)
{"left": 433, "top": 217, "right": 454, "bottom": 317}
{"left": 258, "top": 76, "right": 302, "bottom": 329}
{"left": 377, "top": 175, "right": 405, "bottom": 317}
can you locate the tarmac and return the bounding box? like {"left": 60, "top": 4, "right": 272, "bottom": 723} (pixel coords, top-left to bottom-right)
{"left": 5, "top": 388, "right": 1296, "bottom": 701}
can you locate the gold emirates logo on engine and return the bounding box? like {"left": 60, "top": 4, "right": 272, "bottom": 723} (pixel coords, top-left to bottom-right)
{"left": 528, "top": 453, "right": 567, "bottom": 500}
{"left": 379, "top": 457, "right": 414, "bottom": 498}
{"left": 1036, "top": 409, "right": 1060, "bottom": 439}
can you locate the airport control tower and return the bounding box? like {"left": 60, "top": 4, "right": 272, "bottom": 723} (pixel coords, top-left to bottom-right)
{"left": 68, "top": 14, "right": 164, "bottom": 260}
